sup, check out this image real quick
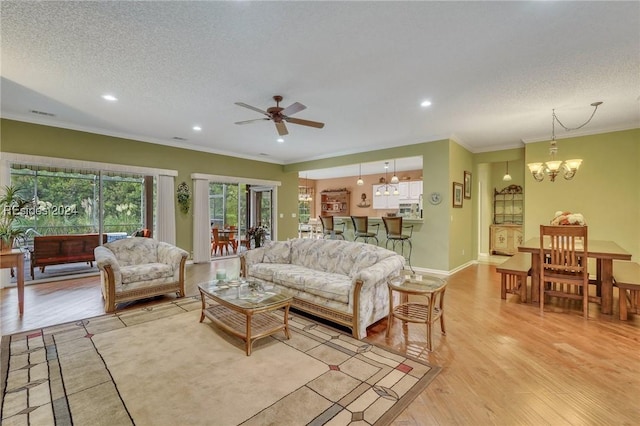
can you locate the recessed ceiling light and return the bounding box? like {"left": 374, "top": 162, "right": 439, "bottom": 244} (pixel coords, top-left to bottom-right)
{"left": 277, "top": 138, "right": 284, "bottom": 143}
{"left": 193, "top": 125, "right": 202, "bottom": 131}
{"left": 420, "top": 100, "right": 432, "bottom": 107}
{"left": 102, "top": 94, "right": 118, "bottom": 102}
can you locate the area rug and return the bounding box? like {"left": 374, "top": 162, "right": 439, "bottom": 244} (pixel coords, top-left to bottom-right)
{"left": 1, "top": 298, "right": 440, "bottom": 425}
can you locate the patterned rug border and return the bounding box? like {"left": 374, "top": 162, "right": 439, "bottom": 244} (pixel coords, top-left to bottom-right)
{"left": 1, "top": 297, "right": 441, "bottom": 425}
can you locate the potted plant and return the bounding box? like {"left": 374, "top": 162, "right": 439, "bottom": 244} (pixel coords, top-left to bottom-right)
{"left": 0, "top": 185, "right": 32, "bottom": 252}
{"left": 247, "top": 226, "right": 267, "bottom": 248}
{"left": 177, "top": 181, "right": 191, "bottom": 214}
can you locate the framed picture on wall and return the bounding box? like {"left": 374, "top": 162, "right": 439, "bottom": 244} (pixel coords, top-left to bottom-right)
{"left": 453, "top": 182, "right": 463, "bottom": 208}
{"left": 464, "top": 171, "right": 472, "bottom": 199}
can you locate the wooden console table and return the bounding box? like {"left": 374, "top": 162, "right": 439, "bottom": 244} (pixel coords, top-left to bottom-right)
{"left": 0, "top": 249, "right": 25, "bottom": 315}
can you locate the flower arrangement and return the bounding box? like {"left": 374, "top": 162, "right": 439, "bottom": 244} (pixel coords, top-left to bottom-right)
{"left": 176, "top": 182, "right": 190, "bottom": 214}
{"left": 246, "top": 226, "right": 267, "bottom": 247}
{"left": 551, "top": 211, "right": 586, "bottom": 226}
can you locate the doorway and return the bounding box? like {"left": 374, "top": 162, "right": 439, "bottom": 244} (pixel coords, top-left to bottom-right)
{"left": 249, "top": 186, "right": 274, "bottom": 242}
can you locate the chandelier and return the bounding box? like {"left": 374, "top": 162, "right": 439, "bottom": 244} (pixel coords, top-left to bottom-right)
{"left": 375, "top": 162, "right": 399, "bottom": 196}
{"left": 299, "top": 174, "right": 312, "bottom": 202}
{"left": 527, "top": 102, "right": 602, "bottom": 182}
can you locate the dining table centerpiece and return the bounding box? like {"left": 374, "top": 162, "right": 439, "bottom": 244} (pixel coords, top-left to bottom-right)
{"left": 550, "top": 211, "right": 586, "bottom": 226}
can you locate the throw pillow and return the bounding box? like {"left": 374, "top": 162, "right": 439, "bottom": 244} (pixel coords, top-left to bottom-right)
{"left": 263, "top": 240, "right": 292, "bottom": 264}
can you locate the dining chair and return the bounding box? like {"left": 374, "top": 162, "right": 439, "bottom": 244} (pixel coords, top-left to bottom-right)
{"left": 539, "top": 225, "right": 590, "bottom": 318}
{"left": 227, "top": 225, "right": 238, "bottom": 253}
{"left": 308, "top": 218, "right": 321, "bottom": 239}
{"left": 211, "top": 228, "right": 230, "bottom": 256}
{"left": 382, "top": 216, "right": 414, "bottom": 272}
{"left": 319, "top": 215, "right": 345, "bottom": 239}
{"left": 350, "top": 216, "right": 379, "bottom": 245}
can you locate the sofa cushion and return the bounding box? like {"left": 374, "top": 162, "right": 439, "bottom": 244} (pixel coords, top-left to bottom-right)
{"left": 273, "top": 267, "right": 352, "bottom": 304}
{"left": 249, "top": 263, "right": 288, "bottom": 282}
{"left": 350, "top": 244, "right": 396, "bottom": 277}
{"left": 289, "top": 239, "right": 367, "bottom": 276}
{"left": 120, "top": 263, "right": 173, "bottom": 285}
{"left": 263, "top": 240, "right": 291, "bottom": 264}
{"left": 104, "top": 237, "right": 159, "bottom": 266}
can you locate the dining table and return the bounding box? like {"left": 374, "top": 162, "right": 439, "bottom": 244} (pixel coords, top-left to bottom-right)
{"left": 518, "top": 237, "right": 632, "bottom": 314}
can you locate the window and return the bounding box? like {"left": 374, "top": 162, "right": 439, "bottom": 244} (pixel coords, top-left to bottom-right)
{"left": 9, "top": 164, "right": 151, "bottom": 240}
{"left": 298, "top": 186, "right": 314, "bottom": 223}
{"left": 209, "top": 182, "right": 245, "bottom": 229}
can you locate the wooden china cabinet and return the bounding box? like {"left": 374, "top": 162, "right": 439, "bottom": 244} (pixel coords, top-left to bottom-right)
{"left": 490, "top": 185, "right": 523, "bottom": 256}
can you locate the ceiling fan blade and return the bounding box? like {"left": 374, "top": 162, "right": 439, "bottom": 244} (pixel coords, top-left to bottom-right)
{"left": 275, "top": 121, "right": 288, "bottom": 136}
{"left": 286, "top": 117, "right": 325, "bottom": 129}
{"left": 234, "top": 118, "right": 270, "bottom": 125}
{"left": 234, "top": 102, "right": 270, "bottom": 116}
{"left": 281, "top": 102, "right": 306, "bottom": 117}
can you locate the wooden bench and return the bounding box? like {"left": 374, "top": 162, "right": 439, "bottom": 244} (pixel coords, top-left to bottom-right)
{"left": 613, "top": 260, "right": 640, "bottom": 320}
{"left": 30, "top": 234, "right": 107, "bottom": 279}
{"left": 496, "top": 253, "right": 532, "bottom": 303}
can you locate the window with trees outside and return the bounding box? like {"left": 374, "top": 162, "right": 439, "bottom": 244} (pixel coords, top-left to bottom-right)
{"left": 9, "top": 164, "right": 152, "bottom": 246}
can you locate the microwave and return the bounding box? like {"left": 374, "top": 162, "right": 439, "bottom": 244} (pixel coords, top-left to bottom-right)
{"left": 399, "top": 202, "right": 421, "bottom": 218}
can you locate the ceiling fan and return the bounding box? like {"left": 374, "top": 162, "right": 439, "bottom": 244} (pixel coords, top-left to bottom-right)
{"left": 234, "top": 95, "right": 325, "bottom": 136}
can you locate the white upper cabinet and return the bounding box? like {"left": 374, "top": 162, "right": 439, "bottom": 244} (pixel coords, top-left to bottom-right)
{"left": 398, "top": 181, "right": 423, "bottom": 202}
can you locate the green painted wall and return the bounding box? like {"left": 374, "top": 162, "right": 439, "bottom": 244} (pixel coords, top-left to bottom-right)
{"left": 0, "top": 119, "right": 297, "bottom": 254}
{"left": 285, "top": 139, "right": 455, "bottom": 271}
{"left": 524, "top": 129, "right": 640, "bottom": 260}
{"left": 3, "top": 119, "right": 637, "bottom": 270}
{"left": 448, "top": 140, "right": 474, "bottom": 269}
{"left": 474, "top": 130, "right": 639, "bottom": 261}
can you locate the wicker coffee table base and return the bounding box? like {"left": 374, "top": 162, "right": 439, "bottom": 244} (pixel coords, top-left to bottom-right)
{"left": 200, "top": 302, "right": 291, "bottom": 356}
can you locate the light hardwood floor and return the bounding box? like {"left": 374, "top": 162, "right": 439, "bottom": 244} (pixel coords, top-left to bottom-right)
{"left": 2, "top": 260, "right": 639, "bottom": 425}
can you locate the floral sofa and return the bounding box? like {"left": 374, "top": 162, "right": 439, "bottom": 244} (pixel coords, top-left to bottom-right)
{"left": 240, "top": 238, "right": 405, "bottom": 339}
{"left": 94, "top": 237, "right": 189, "bottom": 312}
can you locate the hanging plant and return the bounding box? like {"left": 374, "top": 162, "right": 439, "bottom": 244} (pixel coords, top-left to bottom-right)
{"left": 177, "top": 181, "right": 191, "bottom": 214}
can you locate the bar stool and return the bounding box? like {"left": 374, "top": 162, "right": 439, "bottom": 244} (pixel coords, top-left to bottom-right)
{"left": 382, "top": 216, "right": 414, "bottom": 272}
{"left": 319, "top": 215, "right": 345, "bottom": 239}
{"left": 351, "top": 216, "right": 379, "bottom": 245}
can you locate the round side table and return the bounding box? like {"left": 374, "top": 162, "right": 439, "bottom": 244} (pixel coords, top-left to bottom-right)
{"left": 385, "top": 273, "right": 447, "bottom": 352}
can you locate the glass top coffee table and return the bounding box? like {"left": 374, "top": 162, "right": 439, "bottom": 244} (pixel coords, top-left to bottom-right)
{"left": 198, "top": 278, "right": 292, "bottom": 356}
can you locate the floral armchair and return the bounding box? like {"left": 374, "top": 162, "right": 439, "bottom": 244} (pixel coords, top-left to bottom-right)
{"left": 94, "top": 237, "right": 188, "bottom": 312}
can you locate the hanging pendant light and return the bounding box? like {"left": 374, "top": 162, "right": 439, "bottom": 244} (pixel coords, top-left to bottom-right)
{"left": 375, "top": 161, "right": 398, "bottom": 196}
{"left": 503, "top": 161, "right": 512, "bottom": 181}
{"left": 390, "top": 159, "right": 399, "bottom": 184}
{"left": 356, "top": 164, "right": 364, "bottom": 186}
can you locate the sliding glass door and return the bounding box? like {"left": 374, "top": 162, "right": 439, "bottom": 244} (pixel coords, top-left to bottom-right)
{"left": 9, "top": 165, "right": 151, "bottom": 242}
{"left": 249, "top": 186, "right": 273, "bottom": 243}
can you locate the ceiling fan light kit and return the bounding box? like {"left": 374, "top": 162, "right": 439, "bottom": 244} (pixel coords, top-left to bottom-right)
{"left": 235, "top": 95, "right": 325, "bottom": 137}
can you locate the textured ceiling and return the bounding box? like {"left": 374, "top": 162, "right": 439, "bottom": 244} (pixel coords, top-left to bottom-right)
{"left": 1, "top": 1, "right": 639, "bottom": 177}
